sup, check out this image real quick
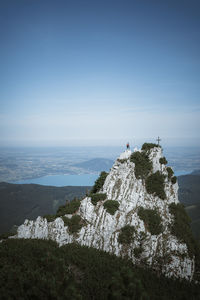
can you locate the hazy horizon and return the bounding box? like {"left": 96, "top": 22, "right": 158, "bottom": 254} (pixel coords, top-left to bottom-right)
{"left": 1, "top": 0, "right": 200, "bottom": 147}
{"left": 0, "top": 137, "right": 200, "bottom": 148}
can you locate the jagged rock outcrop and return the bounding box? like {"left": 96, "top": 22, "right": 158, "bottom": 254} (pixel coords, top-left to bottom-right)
{"left": 14, "top": 145, "right": 195, "bottom": 280}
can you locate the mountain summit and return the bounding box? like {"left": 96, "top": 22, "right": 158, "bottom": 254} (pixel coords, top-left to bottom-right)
{"left": 14, "top": 143, "right": 197, "bottom": 280}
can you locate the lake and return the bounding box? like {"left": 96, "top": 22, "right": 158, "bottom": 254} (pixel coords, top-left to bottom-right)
{"left": 12, "top": 170, "right": 191, "bottom": 187}
{"left": 13, "top": 174, "right": 99, "bottom": 187}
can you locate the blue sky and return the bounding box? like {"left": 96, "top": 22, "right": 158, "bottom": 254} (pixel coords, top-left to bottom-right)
{"left": 0, "top": 0, "right": 200, "bottom": 147}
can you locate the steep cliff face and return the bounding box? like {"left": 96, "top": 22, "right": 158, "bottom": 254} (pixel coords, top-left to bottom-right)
{"left": 14, "top": 145, "right": 195, "bottom": 280}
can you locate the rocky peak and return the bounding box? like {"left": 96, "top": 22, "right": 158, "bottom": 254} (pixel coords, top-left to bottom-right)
{"left": 14, "top": 144, "right": 196, "bottom": 280}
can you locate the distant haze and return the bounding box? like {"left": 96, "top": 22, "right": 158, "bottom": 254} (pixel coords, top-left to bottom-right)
{"left": 0, "top": 0, "right": 199, "bottom": 147}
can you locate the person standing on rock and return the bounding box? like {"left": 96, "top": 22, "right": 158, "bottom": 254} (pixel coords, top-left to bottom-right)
{"left": 126, "top": 142, "right": 130, "bottom": 150}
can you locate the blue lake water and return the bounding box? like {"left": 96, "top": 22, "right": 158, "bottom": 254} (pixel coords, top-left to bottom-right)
{"left": 13, "top": 174, "right": 99, "bottom": 187}
{"left": 12, "top": 170, "right": 191, "bottom": 187}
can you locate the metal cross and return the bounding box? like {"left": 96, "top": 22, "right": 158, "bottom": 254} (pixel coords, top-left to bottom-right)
{"left": 156, "top": 136, "right": 161, "bottom": 145}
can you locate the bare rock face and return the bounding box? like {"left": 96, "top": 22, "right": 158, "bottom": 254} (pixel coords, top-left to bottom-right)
{"left": 14, "top": 146, "right": 195, "bottom": 280}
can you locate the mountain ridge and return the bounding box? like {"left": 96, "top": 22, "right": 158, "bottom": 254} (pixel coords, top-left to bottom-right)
{"left": 13, "top": 144, "right": 199, "bottom": 281}
{"left": 73, "top": 157, "right": 114, "bottom": 172}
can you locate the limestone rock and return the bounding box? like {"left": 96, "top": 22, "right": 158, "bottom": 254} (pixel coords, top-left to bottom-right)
{"left": 14, "top": 146, "right": 195, "bottom": 280}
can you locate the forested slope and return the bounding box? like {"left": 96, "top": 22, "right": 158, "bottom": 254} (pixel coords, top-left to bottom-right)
{"left": 178, "top": 174, "right": 200, "bottom": 241}
{"left": 0, "top": 239, "right": 199, "bottom": 300}
{"left": 0, "top": 183, "right": 90, "bottom": 234}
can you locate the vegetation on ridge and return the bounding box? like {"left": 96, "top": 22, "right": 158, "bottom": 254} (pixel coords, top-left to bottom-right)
{"left": 57, "top": 198, "right": 81, "bottom": 215}
{"left": 141, "top": 143, "right": 161, "bottom": 151}
{"left": 103, "top": 200, "right": 119, "bottom": 215}
{"left": 145, "top": 171, "right": 166, "bottom": 200}
{"left": 159, "top": 157, "right": 168, "bottom": 165}
{"left": 138, "top": 207, "right": 163, "bottom": 235}
{"left": 62, "top": 215, "right": 85, "bottom": 234}
{"left": 90, "top": 193, "right": 107, "bottom": 205}
{"left": 44, "top": 197, "right": 81, "bottom": 222}
{"left": 171, "top": 176, "right": 177, "bottom": 184}
{"left": 44, "top": 214, "right": 57, "bottom": 222}
{"left": 166, "top": 167, "right": 177, "bottom": 184}
{"left": 91, "top": 171, "right": 108, "bottom": 193}
{"left": 169, "top": 203, "right": 196, "bottom": 257}
{"left": 117, "top": 158, "right": 128, "bottom": 164}
{"left": 118, "top": 225, "right": 136, "bottom": 244}
{"left": 130, "top": 151, "right": 153, "bottom": 179}
{"left": 167, "top": 167, "right": 174, "bottom": 179}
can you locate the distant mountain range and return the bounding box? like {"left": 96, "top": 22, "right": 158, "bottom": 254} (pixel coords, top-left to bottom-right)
{"left": 178, "top": 174, "right": 200, "bottom": 241}
{"left": 73, "top": 158, "right": 114, "bottom": 172}
{"left": 190, "top": 169, "right": 200, "bottom": 175}
{"left": 0, "top": 183, "right": 89, "bottom": 234}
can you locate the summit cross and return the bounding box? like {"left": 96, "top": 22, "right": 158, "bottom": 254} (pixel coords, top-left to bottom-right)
{"left": 156, "top": 136, "right": 161, "bottom": 145}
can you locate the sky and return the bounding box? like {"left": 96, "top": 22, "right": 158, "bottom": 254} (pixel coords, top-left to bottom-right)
{"left": 0, "top": 0, "right": 200, "bottom": 147}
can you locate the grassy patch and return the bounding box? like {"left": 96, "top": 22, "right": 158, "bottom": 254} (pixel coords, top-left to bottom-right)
{"left": 103, "top": 200, "right": 119, "bottom": 215}
{"left": 138, "top": 207, "right": 163, "bottom": 235}
{"left": 145, "top": 171, "right": 166, "bottom": 200}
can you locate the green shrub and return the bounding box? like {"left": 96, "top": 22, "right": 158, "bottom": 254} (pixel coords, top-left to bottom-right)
{"left": 91, "top": 171, "right": 108, "bottom": 193}
{"left": 62, "top": 215, "right": 84, "bottom": 234}
{"left": 56, "top": 198, "right": 81, "bottom": 216}
{"left": 159, "top": 157, "right": 168, "bottom": 165}
{"left": 103, "top": 200, "right": 119, "bottom": 215}
{"left": 0, "top": 232, "right": 16, "bottom": 240}
{"left": 171, "top": 176, "right": 177, "bottom": 184}
{"left": 117, "top": 158, "right": 128, "bottom": 163}
{"left": 130, "top": 151, "right": 152, "bottom": 179}
{"left": 169, "top": 203, "right": 196, "bottom": 257}
{"left": 145, "top": 171, "right": 166, "bottom": 200}
{"left": 44, "top": 214, "right": 57, "bottom": 222}
{"left": 90, "top": 193, "right": 107, "bottom": 205}
{"left": 134, "top": 246, "right": 143, "bottom": 258}
{"left": 45, "top": 198, "right": 81, "bottom": 222}
{"left": 166, "top": 167, "right": 174, "bottom": 179}
{"left": 141, "top": 143, "right": 160, "bottom": 151}
{"left": 118, "top": 225, "right": 135, "bottom": 244}
{"left": 138, "top": 207, "right": 163, "bottom": 235}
